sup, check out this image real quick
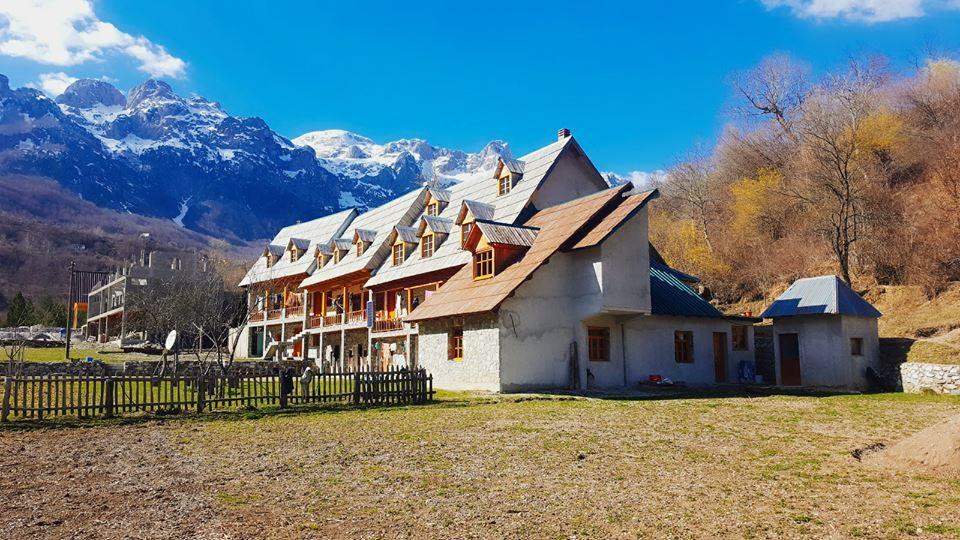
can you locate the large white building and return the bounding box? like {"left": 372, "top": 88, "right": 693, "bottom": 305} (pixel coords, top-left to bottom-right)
{"left": 236, "top": 130, "right": 757, "bottom": 391}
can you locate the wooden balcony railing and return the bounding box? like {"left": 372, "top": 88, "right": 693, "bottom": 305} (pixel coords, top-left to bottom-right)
{"left": 346, "top": 309, "right": 367, "bottom": 325}
{"left": 308, "top": 315, "right": 322, "bottom": 328}
{"left": 323, "top": 313, "right": 342, "bottom": 327}
{"left": 286, "top": 305, "right": 304, "bottom": 318}
{"left": 372, "top": 318, "right": 404, "bottom": 333}
{"left": 266, "top": 309, "right": 283, "bottom": 320}
{"left": 249, "top": 311, "right": 265, "bottom": 322}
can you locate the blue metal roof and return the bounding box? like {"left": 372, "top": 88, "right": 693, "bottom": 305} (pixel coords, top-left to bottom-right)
{"left": 649, "top": 262, "right": 724, "bottom": 319}
{"left": 760, "top": 275, "right": 882, "bottom": 318}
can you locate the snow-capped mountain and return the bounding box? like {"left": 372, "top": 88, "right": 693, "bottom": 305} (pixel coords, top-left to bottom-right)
{"left": 0, "top": 75, "right": 511, "bottom": 241}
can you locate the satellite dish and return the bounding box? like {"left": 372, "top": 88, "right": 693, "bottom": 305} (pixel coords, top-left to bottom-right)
{"left": 164, "top": 330, "right": 178, "bottom": 352}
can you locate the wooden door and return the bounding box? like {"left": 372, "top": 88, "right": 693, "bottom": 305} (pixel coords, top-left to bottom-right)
{"left": 713, "top": 332, "right": 728, "bottom": 383}
{"left": 778, "top": 333, "right": 801, "bottom": 386}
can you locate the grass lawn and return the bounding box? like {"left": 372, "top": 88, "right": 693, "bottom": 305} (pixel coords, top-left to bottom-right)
{"left": 19, "top": 346, "right": 134, "bottom": 364}
{"left": 2, "top": 390, "right": 959, "bottom": 538}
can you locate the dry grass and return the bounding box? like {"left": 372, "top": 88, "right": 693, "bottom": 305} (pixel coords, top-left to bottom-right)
{"left": 2, "top": 391, "right": 960, "bottom": 539}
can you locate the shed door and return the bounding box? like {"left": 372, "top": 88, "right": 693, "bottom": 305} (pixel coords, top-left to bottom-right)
{"left": 778, "top": 333, "right": 801, "bottom": 386}
{"left": 713, "top": 332, "right": 728, "bottom": 383}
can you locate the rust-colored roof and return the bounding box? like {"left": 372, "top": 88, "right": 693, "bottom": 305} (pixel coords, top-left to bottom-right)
{"left": 569, "top": 189, "right": 659, "bottom": 250}
{"left": 407, "top": 184, "right": 637, "bottom": 322}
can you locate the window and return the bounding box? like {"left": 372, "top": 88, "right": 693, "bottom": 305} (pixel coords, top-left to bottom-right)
{"left": 449, "top": 326, "right": 464, "bottom": 361}
{"left": 474, "top": 249, "right": 494, "bottom": 279}
{"left": 461, "top": 222, "right": 473, "bottom": 248}
{"left": 333, "top": 249, "right": 343, "bottom": 263}
{"left": 732, "top": 325, "right": 749, "bottom": 351}
{"left": 674, "top": 331, "right": 694, "bottom": 363}
{"left": 421, "top": 233, "right": 435, "bottom": 258}
{"left": 588, "top": 327, "right": 610, "bottom": 362}
{"left": 392, "top": 243, "right": 405, "bottom": 266}
{"left": 290, "top": 249, "right": 297, "bottom": 262}
{"left": 426, "top": 202, "right": 439, "bottom": 216}
{"left": 498, "top": 174, "right": 512, "bottom": 195}
{"left": 850, "top": 337, "right": 863, "bottom": 356}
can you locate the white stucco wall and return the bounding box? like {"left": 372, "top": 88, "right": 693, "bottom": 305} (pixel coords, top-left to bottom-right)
{"left": 622, "top": 315, "right": 754, "bottom": 386}
{"left": 771, "top": 315, "right": 863, "bottom": 389}
{"left": 599, "top": 207, "right": 651, "bottom": 314}
{"left": 841, "top": 315, "right": 881, "bottom": 390}
{"left": 418, "top": 314, "right": 500, "bottom": 391}
{"left": 529, "top": 148, "right": 606, "bottom": 210}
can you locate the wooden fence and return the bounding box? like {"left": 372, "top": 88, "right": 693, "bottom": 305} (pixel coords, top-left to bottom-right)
{"left": 0, "top": 366, "right": 433, "bottom": 421}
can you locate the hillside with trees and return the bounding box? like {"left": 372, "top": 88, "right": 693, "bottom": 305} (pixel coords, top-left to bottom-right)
{"left": 651, "top": 55, "right": 960, "bottom": 306}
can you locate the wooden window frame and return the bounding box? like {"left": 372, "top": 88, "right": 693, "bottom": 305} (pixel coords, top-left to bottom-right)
{"left": 392, "top": 243, "right": 405, "bottom": 266}
{"left": 449, "top": 326, "right": 464, "bottom": 361}
{"left": 498, "top": 174, "right": 512, "bottom": 196}
{"left": 674, "top": 330, "right": 694, "bottom": 363}
{"left": 732, "top": 325, "right": 749, "bottom": 351}
{"left": 473, "top": 249, "right": 494, "bottom": 280}
{"left": 421, "top": 233, "right": 435, "bottom": 258}
{"left": 461, "top": 222, "right": 473, "bottom": 248}
{"left": 587, "top": 327, "right": 610, "bottom": 362}
{"left": 356, "top": 242, "right": 364, "bottom": 257}
{"left": 333, "top": 249, "right": 343, "bottom": 264}
{"left": 850, "top": 337, "right": 863, "bottom": 356}
{"left": 426, "top": 202, "right": 439, "bottom": 216}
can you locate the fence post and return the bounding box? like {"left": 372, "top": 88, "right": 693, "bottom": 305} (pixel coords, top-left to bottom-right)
{"left": 104, "top": 378, "right": 115, "bottom": 418}
{"left": 279, "top": 374, "right": 289, "bottom": 409}
{"left": 353, "top": 371, "right": 361, "bottom": 405}
{"left": 1, "top": 377, "right": 11, "bottom": 422}
{"left": 196, "top": 377, "right": 206, "bottom": 414}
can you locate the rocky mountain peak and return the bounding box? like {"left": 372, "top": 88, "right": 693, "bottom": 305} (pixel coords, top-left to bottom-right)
{"left": 56, "top": 79, "right": 126, "bottom": 109}
{"left": 127, "top": 79, "right": 179, "bottom": 110}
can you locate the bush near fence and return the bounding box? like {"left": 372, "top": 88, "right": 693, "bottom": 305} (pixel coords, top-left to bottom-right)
{"left": 0, "top": 366, "right": 434, "bottom": 421}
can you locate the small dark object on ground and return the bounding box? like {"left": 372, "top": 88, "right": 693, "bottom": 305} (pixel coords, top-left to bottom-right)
{"left": 851, "top": 442, "right": 886, "bottom": 461}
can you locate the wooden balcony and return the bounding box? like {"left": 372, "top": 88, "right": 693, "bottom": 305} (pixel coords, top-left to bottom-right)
{"left": 266, "top": 308, "right": 283, "bottom": 320}
{"left": 372, "top": 318, "right": 404, "bottom": 333}
{"left": 249, "top": 311, "right": 265, "bottom": 322}
{"left": 308, "top": 315, "right": 322, "bottom": 328}
{"left": 286, "top": 305, "right": 304, "bottom": 317}
{"left": 323, "top": 313, "right": 342, "bottom": 327}
{"left": 346, "top": 309, "right": 367, "bottom": 325}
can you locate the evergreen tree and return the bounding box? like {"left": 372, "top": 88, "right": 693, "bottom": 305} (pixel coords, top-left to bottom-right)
{"left": 6, "top": 292, "right": 35, "bottom": 327}
{"left": 35, "top": 296, "right": 68, "bottom": 327}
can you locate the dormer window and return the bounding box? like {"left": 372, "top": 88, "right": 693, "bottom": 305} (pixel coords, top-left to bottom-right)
{"left": 392, "top": 243, "right": 405, "bottom": 266}
{"left": 426, "top": 201, "right": 440, "bottom": 216}
{"left": 461, "top": 222, "right": 473, "bottom": 248}
{"left": 289, "top": 248, "right": 299, "bottom": 262}
{"left": 356, "top": 242, "right": 365, "bottom": 257}
{"left": 421, "top": 233, "right": 435, "bottom": 258}
{"left": 474, "top": 249, "right": 494, "bottom": 279}
{"left": 498, "top": 174, "right": 512, "bottom": 195}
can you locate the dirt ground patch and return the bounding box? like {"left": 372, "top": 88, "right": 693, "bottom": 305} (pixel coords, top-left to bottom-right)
{"left": 2, "top": 391, "right": 960, "bottom": 539}
{"left": 866, "top": 413, "right": 960, "bottom": 479}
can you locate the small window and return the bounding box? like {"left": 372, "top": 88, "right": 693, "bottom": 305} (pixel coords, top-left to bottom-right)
{"left": 461, "top": 222, "right": 473, "bottom": 248}
{"left": 356, "top": 242, "right": 364, "bottom": 257}
{"left": 426, "top": 202, "right": 439, "bottom": 216}
{"left": 333, "top": 250, "right": 343, "bottom": 264}
{"left": 421, "top": 233, "right": 435, "bottom": 258}
{"left": 392, "top": 243, "right": 405, "bottom": 266}
{"left": 732, "top": 325, "right": 749, "bottom": 351}
{"left": 498, "top": 174, "right": 512, "bottom": 195}
{"left": 588, "top": 327, "right": 610, "bottom": 362}
{"left": 474, "top": 249, "right": 494, "bottom": 279}
{"left": 449, "top": 326, "right": 464, "bottom": 361}
{"left": 850, "top": 338, "right": 863, "bottom": 356}
{"left": 674, "top": 331, "right": 694, "bottom": 363}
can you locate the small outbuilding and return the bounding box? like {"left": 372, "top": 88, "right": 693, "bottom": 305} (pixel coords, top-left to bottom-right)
{"left": 760, "top": 275, "right": 881, "bottom": 390}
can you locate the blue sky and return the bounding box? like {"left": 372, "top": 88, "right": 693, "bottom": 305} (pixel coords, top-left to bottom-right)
{"left": 2, "top": 1, "right": 960, "bottom": 176}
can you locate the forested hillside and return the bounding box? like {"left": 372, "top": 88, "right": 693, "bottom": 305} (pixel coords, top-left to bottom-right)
{"left": 651, "top": 55, "right": 960, "bottom": 303}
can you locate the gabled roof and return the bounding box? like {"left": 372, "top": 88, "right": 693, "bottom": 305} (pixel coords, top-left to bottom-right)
{"left": 760, "top": 275, "right": 882, "bottom": 318}
{"left": 649, "top": 262, "right": 723, "bottom": 318}
{"left": 419, "top": 215, "right": 454, "bottom": 235}
{"left": 407, "top": 184, "right": 652, "bottom": 322}
{"left": 299, "top": 187, "right": 426, "bottom": 288}
{"left": 264, "top": 244, "right": 285, "bottom": 257}
{"left": 239, "top": 208, "right": 357, "bottom": 287}
{"left": 333, "top": 238, "right": 353, "bottom": 251}
{"left": 287, "top": 238, "right": 310, "bottom": 251}
{"left": 365, "top": 137, "right": 582, "bottom": 289}
{"left": 499, "top": 157, "right": 525, "bottom": 175}
{"left": 569, "top": 190, "right": 659, "bottom": 250}
{"left": 427, "top": 187, "right": 452, "bottom": 203}
{"left": 393, "top": 226, "right": 420, "bottom": 244}
{"left": 353, "top": 229, "right": 377, "bottom": 244}
{"left": 457, "top": 200, "right": 495, "bottom": 224}
{"left": 469, "top": 220, "right": 539, "bottom": 248}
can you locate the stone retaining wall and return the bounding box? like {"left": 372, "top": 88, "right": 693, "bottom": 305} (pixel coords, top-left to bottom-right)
{"left": 900, "top": 362, "right": 960, "bottom": 395}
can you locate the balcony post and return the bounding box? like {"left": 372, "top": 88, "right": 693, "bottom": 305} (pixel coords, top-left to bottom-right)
{"left": 341, "top": 285, "right": 347, "bottom": 325}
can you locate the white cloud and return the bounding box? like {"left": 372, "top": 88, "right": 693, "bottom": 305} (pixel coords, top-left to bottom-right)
{"left": 761, "top": 0, "right": 960, "bottom": 22}
{"left": 0, "top": 0, "right": 186, "bottom": 77}
{"left": 32, "top": 71, "right": 77, "bottom": 95}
